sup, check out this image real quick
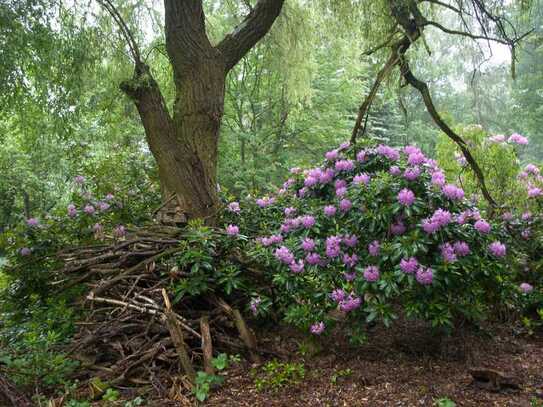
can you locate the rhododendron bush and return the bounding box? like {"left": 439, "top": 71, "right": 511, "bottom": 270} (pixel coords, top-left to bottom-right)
{"left": 223, "top": 141, "right": 536, "bottom": 337}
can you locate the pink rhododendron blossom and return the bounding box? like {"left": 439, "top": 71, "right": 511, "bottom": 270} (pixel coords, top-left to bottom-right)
{"left": 310, "top": 321, "right": 325, "bottom": 335}
{"left": 325, "top": 150, "right": 339, "bottom": 161}
{"left": 397, "top": 188, "right": 415, "bottom": 206}
{"left": 339, "top": 199, "right": 352, "bottom": 212}
{"left": 376, "top": 145, "right": 400, "bottom": 161}
{"left": 26, "top": 218, "right": 39, "bottom": 227}
{"left": 256, "top": 197, "right": 275, "bottom": 208}
{"left": 323, "top": 205, "right": 337, "bottom": 217}
{"left": 431, "top": 171, "right": 446, "bottom": 187}
{"left": 522, "top": 211, "right": 532, "bottom": 221}
{"left": 408, "top": 151, "right": 426, "bottom": 166}
{"left": 113, "top": 225, "right": 126, "bottom": 238}
{"left": 92, "top": 223, "right": 103, "bottom": 233}
{"left": 289, "top": 259, "right": 305, "bottom": 273}
{"left": 74, "top": 175, "right": 85, "bottom": 184}
{"left": 325, "top": 236, "right": 342, "bottom": 258}
{"left": 335, "top": 159, "right": 355, "bottom": 172}
{"left": 440, "top": 243, "right": 457, "bottom": 263}
{"left": 335, "top": 179, "right": 347, "bottom": 189}
{"left": 389, "top": 166, "right": 401, "bottom": 176}
{"left": 519, "top": 283, "right": 533, "bottom": 294}
{"left": 353, "top": 173, "right": 370, "bottom": 185}
{"left": 306, "top": 252, "right": 321, "bottom": 265}
{"left": 284, "top": 207, "right": 297, "bottom": 217}
{"left": 368, "top": 240, "right": 380, "bottom": 256}
{"left": 344, "top": 271, "right": 356, "bottom": 281}
{"left": 488, "top": 241, "right": 506, "bottom": 257}
{"left": 501, "top": 212, "right": 513, "bottom": 221}
{"left": 301, "top": 215, "right": 316, "bottom": 229}
{"left": 528, "top": 187, "right": 542, "bottom": 198}
{"left": 363, "top": 265, "right": 380, "bottom": 282}
{"left": 67, "top": 204, "right": 77, "bottom": 217}
{"left": 20, "top": 247, "right": 31, "bottom": 256}
{"left": 488, "top": 134, "right": 505, "bottom": 143}
{"left": 343, "top": 234, "right": 358, "bottom": 247}
{"left": 508, "top": 133, "right": 528, "bottom": 145}
{"left": 342, "top": 253, "right": 358, "bottom": 268}
{"left": 390, "top": 221, "right": 406, "bottom": 235}
{"left": 356, "top": 150, "right": 367, "bottom": 162}
{"left": 525, "top": 164, "right": 540, "bottom": 175}
{"left": 226, "top": 224, "right": 239, "bottom": 236}
{"left": 339, "top": 295, "right": 362, "bottom": 312}
{"left": 301, "top": 238, "right": 316, "bottom": 252}
{"left": 274, "top": 246, "right": 294, "bottom": 264}
{"left": 105, "top": 193, "right": 114, "bottom": 200}
{"left": 442, "top": 184, "right": 464, "bottom": 200}
{"left": 250, "top": 297, "right": 261, "bottom": 315}
{"left": 97, "top": 201, "right": 110, "bottom": 211}
{"left": 416, "top": 267, "right": 434, "bottom": 285}
{"left": 84, "top": 204, "right": 96, "bottom": 215}
{"left": 404, "top": 166, "right": 421, "bottom": 181}
{"left": 304, "top": 176, "right": 318, "bottom": 187}
{"left": 330, "top": 289, "right": 346, "bottom": 302}
{"left": 453, "top": 241, "right": 470, "bottom": 257}
{"left": 403, "top": 145, "right": 421, "bottom": 155}
{"left": 422, "top": 220, "right": 440, "bottom": 234}
{"left": 474, "top": 219, "right": 491, "bottom": 234}
{"left": 400, "top": 257, "right": 418, "bottom": 274}
{"left": 431, "top": 209, "right": 453, "bottom": 227}
{"left": 228, "top": 202, "right": 240, "bottom": 213}
{"left": 335, "top": 187, "right": 347, "bottom": 197}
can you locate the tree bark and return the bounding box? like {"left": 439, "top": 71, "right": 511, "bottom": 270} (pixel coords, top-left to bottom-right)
{"left": 120, "top": 0, "right": 284, "bottom": 222}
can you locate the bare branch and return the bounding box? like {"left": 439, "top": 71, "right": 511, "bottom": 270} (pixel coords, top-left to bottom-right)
{"left": 399, "top": 58, "right": 496, "bottom": 206}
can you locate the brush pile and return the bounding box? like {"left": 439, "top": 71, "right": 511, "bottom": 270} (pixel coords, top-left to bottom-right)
{"left": 56, "top": 225, "right": 263, "bottom": 398}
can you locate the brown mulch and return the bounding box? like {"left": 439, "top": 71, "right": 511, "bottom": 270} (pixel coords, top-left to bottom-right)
{"left": 202, "top": 321, "right": 543, "bottom": 407}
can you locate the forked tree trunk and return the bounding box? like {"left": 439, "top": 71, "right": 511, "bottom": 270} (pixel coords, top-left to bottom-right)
{"left": 121, "top": 0, "right": 284, "bottom": 222}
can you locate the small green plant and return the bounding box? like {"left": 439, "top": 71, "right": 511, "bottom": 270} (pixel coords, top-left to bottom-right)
{"left": 191, "top": 353, "right": 233, "bottom": 402}
{"left": 65, "top": 400, "right": 91, "bottom": 407}
{"left": 102, "top": 387, "right": 120, "bottom": 401}
{"left": 330, "top": 368, "right": 353, "bottom": 384}
{"left": 192, "top": 371, "right": 225, "bottom": 402}
{"left": 124, "top": 396, "right": 145, "bottom": 407}
{"left": 251, "top": 360, "right": 305, "bottom": 392}
{"left": 435, "top": 397, "right": 456, "bottom": 407}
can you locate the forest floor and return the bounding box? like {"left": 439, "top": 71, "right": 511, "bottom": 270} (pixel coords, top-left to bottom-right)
{"left": 197, "top": 320, "right": 543, "bottom": 407}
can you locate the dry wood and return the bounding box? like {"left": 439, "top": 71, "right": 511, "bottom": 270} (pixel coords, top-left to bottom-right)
{"left": 161, "top": 289, "right": 196, "bottom": 384}
{"left": 215, "top": 297, "right": 261, "bottom": 363}
{"left": 200, "top": 316, "right": 215, "bottom": 374}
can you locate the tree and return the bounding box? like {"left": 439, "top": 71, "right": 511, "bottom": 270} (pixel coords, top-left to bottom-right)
{"left": 106, "top": 0, "right": 285, "bottom": 221}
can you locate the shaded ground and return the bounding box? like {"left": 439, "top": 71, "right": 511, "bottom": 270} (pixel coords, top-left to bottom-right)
{"left": 201, "top": 321, "right": 543, "bottom": 407}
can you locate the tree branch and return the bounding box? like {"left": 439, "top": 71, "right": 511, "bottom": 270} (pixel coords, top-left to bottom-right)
{"left": 164, "top": 0, "right": 215, "bottom": 69}
{"left": 217, "top": 0, "right": 285, "bottom": 72}
{"left": 399, "top": 59, "right": 496, "bottom": 206}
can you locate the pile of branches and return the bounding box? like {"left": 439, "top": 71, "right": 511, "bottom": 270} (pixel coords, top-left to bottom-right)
{"left": 54, "top": 225, "right": 263, "bottom": 399}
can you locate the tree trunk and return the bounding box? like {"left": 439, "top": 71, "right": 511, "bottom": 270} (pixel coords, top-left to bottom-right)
{"left": 119, "top": 0, "right": 284, "bottom": 221}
